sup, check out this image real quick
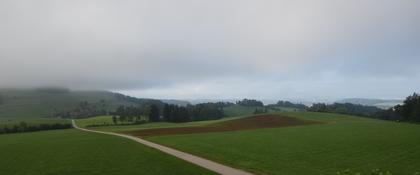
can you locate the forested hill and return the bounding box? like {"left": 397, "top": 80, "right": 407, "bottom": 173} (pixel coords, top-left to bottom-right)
{"left": 0, "top": 88, "right": 163, "bottom": 119}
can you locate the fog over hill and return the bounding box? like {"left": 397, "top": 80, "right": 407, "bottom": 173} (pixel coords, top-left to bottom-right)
{"left": 1, "top": 0, "right": 419, "bottom": 100}
{"left": 335, "top": 98, "right": 403, "bottom": 109}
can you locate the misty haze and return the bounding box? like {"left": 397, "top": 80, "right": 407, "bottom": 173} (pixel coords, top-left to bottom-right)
{"left": 0, "top": 1, "right": 419, "bottom": 175}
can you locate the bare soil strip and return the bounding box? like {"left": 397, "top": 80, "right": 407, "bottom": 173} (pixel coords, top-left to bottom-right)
{"left": 72, "top": 120, "right": 254, "bottom": 175}
{"left": 124, "top": 115, "right": 322, "bottom": 137}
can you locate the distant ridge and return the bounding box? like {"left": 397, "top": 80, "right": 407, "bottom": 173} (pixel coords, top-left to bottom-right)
{"left": 335, "top": 98, "right": 403, "bottom": 109}
{"left": 0, "top": 88, "right": 163, "bottom": 119}
{"left": 160, "top": 99, "right": 191, "bottom": 107}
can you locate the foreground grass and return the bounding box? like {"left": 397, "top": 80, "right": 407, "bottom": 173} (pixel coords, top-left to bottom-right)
{"left": 0, "top": 129, "right": 215, "bottom": 175}
{"left": 147, "top": 112, "right": 420, "bottom": 175}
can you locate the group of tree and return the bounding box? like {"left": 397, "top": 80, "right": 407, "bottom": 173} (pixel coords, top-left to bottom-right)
{"left": 111, "top": 105, "right": 151, "bottom": 124}
{"left": 112, "top": 104, "right": 161, "bottom": 124}
{"left": 163, "top": 103, "right": 225, "bottom": 122}
{"left": 376, "top": 93, "right": 420, "bottom": 122}
{"left": 309, "top": 103, "right": 382, "bottom": 117}
{"left": 275, "top": 101, "right": 308, "bottom": 110}
{"left": 266, "top": 100, "right": 308, "bottom": 111}
{"left": 0, "top": 122, "right": 72, "bottom": 134}
{"left": 163, "top": 104, "right": 192, "bottom": 122}
{"left": 236, "top": 99, "right": 264, "bottom": 107}
{"left": 396, "top": 93, "right": 420, "bottom": 122}
{"left": 112, "top": 102, "right": 225, "bottom": 124}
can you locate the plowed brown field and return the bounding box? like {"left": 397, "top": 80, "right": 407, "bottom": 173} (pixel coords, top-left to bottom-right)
{"left": 123, "top": 115, "right": 322, "bottom": 137}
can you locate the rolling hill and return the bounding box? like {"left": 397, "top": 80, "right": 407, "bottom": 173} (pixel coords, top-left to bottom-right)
{"left": 0, "top": 88, "right": 163, "bottom": 119}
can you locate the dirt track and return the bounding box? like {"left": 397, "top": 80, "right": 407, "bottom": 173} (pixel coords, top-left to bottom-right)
{"left": 124, "top": 115, "right": 321, "bottom": 137}
{"left": 72, "top": 120, "right": 254, "bottom": 175}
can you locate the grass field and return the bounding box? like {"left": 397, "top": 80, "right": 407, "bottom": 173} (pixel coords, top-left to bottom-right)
{"left": 145, "top": 112, "right": 420, "bottom": 175}
{"left": 75, "top": 115, "right": 248, "bottom": 132}
{"left": 124, "top": 114, "right": 321, "bottom": 137}
{"left": 0, "top": 129, "right": 215, "bottom": 175}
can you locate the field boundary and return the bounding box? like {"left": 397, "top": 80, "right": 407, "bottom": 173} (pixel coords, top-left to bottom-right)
{"left": 71, "top": 120, "right": 253, "bottom": 175}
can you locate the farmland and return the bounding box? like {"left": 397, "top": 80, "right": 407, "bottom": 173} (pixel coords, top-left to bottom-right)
{"left": 144, "top": 112, "right": 420, "bottom": 175}
{"left": 0, "top": 129, "right": 215, "bottom": 175}
{"left": 124, "top": 114, "right": 321, "bottom": 137}
{"left": 3, "top": 97, "right": 420, "bottom": 175}
{"left": 75, "top": 115, "right": 248, "bottom": 132}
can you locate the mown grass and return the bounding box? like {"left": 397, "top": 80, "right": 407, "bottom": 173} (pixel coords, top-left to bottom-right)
{"left": 147, "top": 112, "right": 420, "bottom": 175}
{"left": 75, "top": 115, "right": 248, "bottom": 132}
{"left": 0, "top": 129, "right": 215, "bottom": 175}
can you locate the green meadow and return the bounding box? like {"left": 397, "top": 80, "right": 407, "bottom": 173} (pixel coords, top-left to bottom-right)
{"left": 147, "top": 112, "right": 420, "bottom": 175}
{"left": 75, "top": 115, "right": 247, "bottom": 132}
{"left": 0, "top": 129, "right": 215, "bottom": 175}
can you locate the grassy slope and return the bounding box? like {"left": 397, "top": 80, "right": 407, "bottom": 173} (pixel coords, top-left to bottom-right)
{"left": 75, "top": 115, "right": 248, "bottom": 132}
{"left": 0, "top": 89, "right": 137, "bottom": 119}
{"left": 224, "top": 105, "right": 262, "bottom": 117}
{"left": 0, "top": 129, "right": 215, "bottom": 175}
{"left": 147, "top": 112, "right": 420, "bottom": 175}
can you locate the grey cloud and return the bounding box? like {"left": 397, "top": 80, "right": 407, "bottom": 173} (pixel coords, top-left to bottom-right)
{"left": 0, "top": 0, "right": 419, "bottom": 99}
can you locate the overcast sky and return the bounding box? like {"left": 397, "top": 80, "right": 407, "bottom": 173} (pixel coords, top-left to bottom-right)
{"left": 0, "top": 0, "right": 419, "bottom": 101}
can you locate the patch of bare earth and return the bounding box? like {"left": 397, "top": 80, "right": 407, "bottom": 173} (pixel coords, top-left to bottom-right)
{"left": 123, "top": 115, "right": 322, "bottom": 137}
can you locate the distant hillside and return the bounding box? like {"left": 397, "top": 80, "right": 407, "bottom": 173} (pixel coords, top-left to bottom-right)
{"left": 0, "top": 88, "right": 163, "bottom": 119}
{"left": 160, "top": 99, "right": 190, "bottom": 107}
{"left": 335, "top": 98, "right": 403, "bottom": 109}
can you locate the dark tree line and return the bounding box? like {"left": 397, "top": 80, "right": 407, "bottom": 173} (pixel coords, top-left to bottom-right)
{"left": 0, "top": 122, "right": 72, "bottom": 134}
{"left": 113, "top": 105, "right": 148, "bottom": 124}
{"left": 376, "top": 93, "right": 420, "bottom": 122}
{"left": 309, "top": 103, "right": 382, "bottom": 117}
{"left": 236, "top": 99, "right": 264, "bottom": 107}
{"left": 397, "top": 93, "right": 420, "bottom": 122}
{"left": 163, "top": 104, "right": 190, "bottom": 122}
{"left": 163, "top": 103, "right": 224, "bottom": 123}
{"left": 275, "top": 101, "right": 308, "bottom": 110}
{"left": 112, "top": 104, "right": 162, "bottom": 123}
{"left": 113, "top": 102, "right": 225, "bottom": 124}
{"left": 149, "top": 105, "right": 160, "bottom": 122}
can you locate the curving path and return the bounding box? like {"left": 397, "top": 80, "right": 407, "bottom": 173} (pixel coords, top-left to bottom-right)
{"left": 71, "top": 120, "right": 254, "bottom": 175}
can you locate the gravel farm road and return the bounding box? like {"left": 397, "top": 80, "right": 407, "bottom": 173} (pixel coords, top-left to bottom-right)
{"left": 71, "top": 120, "right": 254, "bottom": 175}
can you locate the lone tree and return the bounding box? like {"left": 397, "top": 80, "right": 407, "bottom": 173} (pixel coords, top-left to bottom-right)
{"left": 149, "top": 105, "right": 160, "bottom": 122}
